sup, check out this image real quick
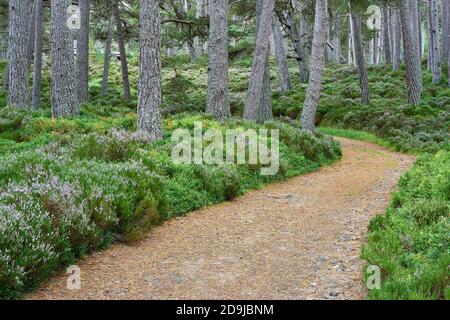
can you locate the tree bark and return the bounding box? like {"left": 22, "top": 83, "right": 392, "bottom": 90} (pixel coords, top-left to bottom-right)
{"left": 256, "top": 0, "right": 272, "bottom": 122}
{"left": 428, "top": 0, "right": 441, "bottom": 83}
{"left": 206, "top": 0, "right": 230, "bottom": 120}
{"left": 330, "top": 13, "right": 341, "bottom": 63}
{"left": 32, "top": 0, "right": 43, "bottom": 109}
{"left": 102, "top": 14, "right": 113, "bottom": 95}
{"left": 7, "top": 0, "right": 31, "bottom": 109}
{"left": 272, "top": 15, "right": 291, "bottom": 92}
{"left": 392, "top": 8, "right": 402, "bottom": 70}
{"left": 299, "top": 8, "right": 310, "bottom": 82}
{"left": 193, "top": 0, "right": 204, "bottom": 59}
{"left": 410, "top": 0, "right": 421, "bottom": 58}
{"left": 382, "top": 6, "right": 391, "bottom": 64}
{"left": 243, "top": 0, "right": 275, "bottom": 122}
{"left": 284, "top": 4, "right": 308, "bottom": 83}
{"left": 76, "top": 0, "right": 90, "bottom": 103}
{"left": 113, "top": 0, "right": 131, "bottom": 101}
{"left": 399, "top": 0, "right": 422, "bottom": 105}
{"left": 51, "top": 0, "right": 79, "bottom": 117}
{"left": 137, "top": 0, "right": 163, "bottom": 141}
{"left": 442, "top": 0, "right": 449, "bottom": 62}
{"left": 351, "top": 12, "right": 370, "bottom": 105}
{"left": 26, "top": 0, "right": 36, "bottom": 73}
{"left": 300, "top": 0, "right": 328, "bottom": 132}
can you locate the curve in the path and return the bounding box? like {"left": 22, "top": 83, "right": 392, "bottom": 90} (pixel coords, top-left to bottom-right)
{"left": 28, "top": 138, "right": 415, "bottom": 300}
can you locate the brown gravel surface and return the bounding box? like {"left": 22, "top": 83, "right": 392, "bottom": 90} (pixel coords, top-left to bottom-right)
{"left": 27, "top": 138, "right": 415, "bottom": 300}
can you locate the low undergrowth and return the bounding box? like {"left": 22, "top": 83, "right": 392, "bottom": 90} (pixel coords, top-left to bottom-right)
{"left": 0, "top": 106, "right": 341, "bottom": 299}
{"left": 362, "top": 151, "right": 450, "bottom": 300}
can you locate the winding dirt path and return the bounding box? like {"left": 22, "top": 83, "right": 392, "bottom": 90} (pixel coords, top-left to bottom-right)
{"left": 27, "top": 138, "right": 415, "bottom": 300}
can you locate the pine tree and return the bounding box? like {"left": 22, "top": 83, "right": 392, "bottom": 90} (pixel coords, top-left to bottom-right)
{"left": 137, "top": 0, "right": 163, "bottom": 141}
{"left": 7, "top": 0, "right": 31, "bottom": 109}
{"left": 206, "top": 0, "right": 230, "bottom": 120}
{"left": 51, "top": 0, "right": 79, "bottom": 117}
{"left": 300, "top": 0, "right": 328, "bottom": 132}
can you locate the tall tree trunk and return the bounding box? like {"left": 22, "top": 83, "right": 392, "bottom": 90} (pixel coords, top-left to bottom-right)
{"left": 428, "top": 0, "right": 441, "bottom": 83}
{"left": 32, "top": 0, "right": 43, "bottom": 109}
{"left": 272, "top": 15, "right": 291, "bottom": 92}
{"left": 399, "top": 0, "right": 423, "bottom": 105}
{"left": 442, "top": 0, "right": 449, "bottom": 61}
{"left": 383, "top": 6, "right": 392, "bottom": 64}
{"left": 243, "top": 0, "right": 275, "bottom": 122}
{"left": 51, "top": 0, "right": 79, "bottom": 117}
{"left": 193, "top": 0, "right": 204, "bottom": 59}
{"left": 7, "top": 0, "right": 31, "bottom": 108}
{"left": 351, "top": 12, "right": 370, "bottom": 105}
{"left": 76, "top": 0, "right": 90, "bottom": 103}
{"left": 372, "top": 32, "right": 379, "bottom": 64}
{"left": 392, "top": 8, "right": 402, "bottom": 70}
{"left": 299, "top": 8, "right": 310, "bottom": 82}
{"left": 285, "top": 4, "right": 308, "bottom": 82}
{"left": 445, "top": 0, "right": 450, "bottom": 87}
{"left": 331, "top": 13, "right": 341, "bottom": 63}
{"left": 256, "top": 0, "right": 272, "bottom": 122}
{"left": 26, "top": 1, "right": 36, "bottom": 73}
{"left": 137, "top": 0, "right": 163, "bottom": 141}
{"left": 113, "top": 0, "right": 131, "bottom": 101}
{"left": 300, "top": 0, "right": 328, "bottom": 132}
{"left": 348, "top": 12, "right": 356, "bottom": 66}
{"left": 206, "top": 0, "right": 230, "bottom": 120}
{"left": 346, "top": 28, "right": 352, "bottom": 65}
{"left": 102, "top": 14, "right": 113, "bottom": 95}
{"left": 411, "top": 0, "right": 421, "bottom": 58}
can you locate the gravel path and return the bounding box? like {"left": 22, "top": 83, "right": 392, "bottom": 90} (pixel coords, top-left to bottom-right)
{"left": 27, "top": 138, "right": 415, "bottom": 300}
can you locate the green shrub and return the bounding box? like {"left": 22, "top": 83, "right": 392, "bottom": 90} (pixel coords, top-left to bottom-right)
{"left": 362, "top": 150, "right": 450, "bottom": 300}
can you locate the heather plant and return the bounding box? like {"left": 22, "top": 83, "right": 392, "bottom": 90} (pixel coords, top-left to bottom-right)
{"left": 0, "top": 107, "right": 341, "bottom": 298}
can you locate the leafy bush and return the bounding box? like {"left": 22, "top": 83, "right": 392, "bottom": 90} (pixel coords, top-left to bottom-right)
{"left": 362, "top": 151, "right": 450, "bottom": 300}
{"left": 0, "top": 108, "right": 341, "bottom": 299}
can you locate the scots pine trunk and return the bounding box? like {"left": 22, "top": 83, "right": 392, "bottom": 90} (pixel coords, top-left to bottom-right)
{"left": 351, "top": 13, "right": 370, "bottom": 105}
{"left": 113, "top": 0, "right": 131, "bottom": 101}
{"left": 7, "top": 0, "right": 31, "bottom": 109}
{"left": 243, "top": 0, "right": 275, "bottom": 122}
{"left": 382, "top": 6, "right": 391, "bottom": 64}
{"left": 331, "top": 13, "right": 341, "bottom": 64}
{"left": 137, "top": 0, "right": 163, "bottom": 141}
{"left": 442, "top": 0, "right": 449, "bottom": 61}
{"left": 392, "top": 8, "right": 402, "bottom": 70}
{"left": 445, "top": 0, "right": 450, "bottom": 87}
{"left": 285, "top": 6, "right": 308, "bottom": 82}
{"left": 51, "top": 0, "right": 79, "bottom": 117}
{"left": 299, "top": 10, "right": 310, "bottom": 82}
{"left": 428, "top": 0, "right": 441, "bottom": 83}
{"left": 194, "top": 0, "right": 204, "bottom": 59}
{"left": 206, "top": 0, "right": 230, "bottom": 120}
{"left": 102, "top": 15, "right": 113, "bottom": 95}
{"left": 411, "top": 0, "right": 421, "bottom": 57}
{"left": 32, "top": 0, "right": 43, "bottom": 109}
{"left": 272, "top": 16, "right": 292, "bottom": 92}
{"left": 26, "top": 1, "right": 36, "bottom": 73}
{"left": 256, "top": 0, "right": 272, "bottom": 122}
{"left": 76, "top": 0, "right": 90, "bottom": 103}
{"left": 300, "top": 0, "right": 328, "bottom": 132}
{"left": 348, "top": 12, "right": 356, "bottom": 66}
{"left": 399, "top": 0, "right": 423, "bottom": 105}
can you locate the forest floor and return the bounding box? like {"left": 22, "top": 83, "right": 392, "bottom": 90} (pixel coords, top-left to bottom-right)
{"left": 27, "top": 138, "right": 415, "bottom": 300}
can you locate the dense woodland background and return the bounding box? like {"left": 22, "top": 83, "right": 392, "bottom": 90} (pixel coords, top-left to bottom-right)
{"left": 0, "top": 0, "right": 449, "bottom": 300}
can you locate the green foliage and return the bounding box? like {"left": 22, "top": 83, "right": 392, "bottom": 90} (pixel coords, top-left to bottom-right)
{"left": 362, "top": 151, "right": 450, "bottom": 300}
{"left": 273, "top": 65, "right": 450, "bottom": 154}
{"left": 0, "top": 106, "right": 341, "bottom": 299}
